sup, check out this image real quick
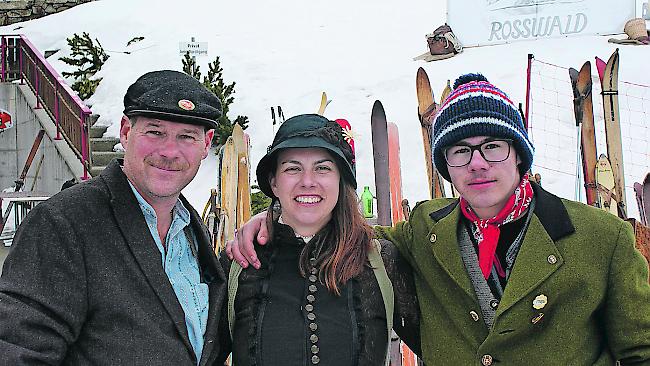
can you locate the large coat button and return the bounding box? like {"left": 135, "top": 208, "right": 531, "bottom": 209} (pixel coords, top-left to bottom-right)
{"left": 481, "top": 354, "right": 493, "bottom": 365}
{"left": 430, "top": 233, "right": 437, "bottom": 243}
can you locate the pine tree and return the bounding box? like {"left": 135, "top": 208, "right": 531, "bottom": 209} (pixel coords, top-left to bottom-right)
{"left": 251, "top": 185, "right": 272, "bottom": 215}
{"left": 182, "top": 52, "right": 249, "bottom": 148}
{"left": 59, "top": 32, "right": 109, "bottom": 100}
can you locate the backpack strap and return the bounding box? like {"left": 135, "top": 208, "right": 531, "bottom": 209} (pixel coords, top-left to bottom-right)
{"left": 368, "top": 239, "right": 394, "bottom": 366}
{"left": 228, "top": 261, "right": 243, "bottom": 340}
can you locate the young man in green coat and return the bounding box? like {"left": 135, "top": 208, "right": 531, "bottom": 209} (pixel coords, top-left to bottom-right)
{"left": 228, "top": 74, "right": 650, "bottom": 365}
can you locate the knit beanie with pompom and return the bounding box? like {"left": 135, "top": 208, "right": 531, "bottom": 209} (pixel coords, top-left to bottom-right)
{"left": 431, "top": 73, "right": 534, "bottom": 181}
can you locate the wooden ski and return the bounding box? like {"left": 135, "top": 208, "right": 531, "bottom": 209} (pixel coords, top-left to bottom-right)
{"left": 643, "top": 173, "right": 650, "bottom": 225}
{"left": 233, "top": 124, "right": 251, "bottom": 231}
{"left": 596, "top": 49, "right": 626, "bottom": 218}
{"left": 202, "top": 188, "right": 219, "bottom": 251}
{"left": 371, "top": 100, "right": 392, "bottom": 226}
{"left": 440, "top": 79, "right": 451, "bottom": 105}
{"left": 317, "top": 91, "right": 331, "bottom": 115}
{"left": 626, "top": 218, "right": 650, "bottom": 277}
{"left": 596, "top": 154, "right": 619, "bottom": 216}
{"left": 0, "top": 130, "right": 45, "bottom": 233}
{"left": 634, "top": 182, "right": 646, "bottom": 225}
{"left": 415, "top": 67, "right": 445, "bottom": 198}
{"left": 569, "top": 61, "right": 597, "bottom": 206}
{"left": 216, "top": 134, "right": 238, "bottom": 252}
{"left": 387, "top": 122, "right": 405, "bottom": 224}
{"left": 387, "top": 121, "right": 419, "bottom": 365}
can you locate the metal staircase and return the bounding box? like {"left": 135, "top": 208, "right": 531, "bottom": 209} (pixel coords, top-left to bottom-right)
{"left": 88, "top": 123, "right": 123, "bottom": 177}
{"left": 2, "top": 34, "right": 123, "bottom": 179}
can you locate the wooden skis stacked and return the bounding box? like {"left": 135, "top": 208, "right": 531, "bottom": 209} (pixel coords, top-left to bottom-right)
{"left": 213, "top": 124, "right": 251, "bottom": 253}
{"left": 415, "top": 67, "right": 445, "bottom": 198}
{"left": 370, "top": 101, "right": 419, "bottom": 366}
{"left": 596, "top": 49, "right": 626, "bottom": 218}
{"left": 569, "top": 61, "right": 598, "bottom": 206}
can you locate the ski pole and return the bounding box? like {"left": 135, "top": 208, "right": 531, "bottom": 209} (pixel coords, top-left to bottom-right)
{"left": 574, "top": 127, "right": 582, "bottom": 201}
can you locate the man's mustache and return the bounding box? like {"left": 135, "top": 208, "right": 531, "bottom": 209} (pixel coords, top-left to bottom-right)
{"left": 145, "top": 156, "right": 189, "bottom": 171}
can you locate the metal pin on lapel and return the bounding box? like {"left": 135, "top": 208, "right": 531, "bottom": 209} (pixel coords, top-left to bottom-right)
{"left": 533, "top": 294, "right": 548, "bottom": 310}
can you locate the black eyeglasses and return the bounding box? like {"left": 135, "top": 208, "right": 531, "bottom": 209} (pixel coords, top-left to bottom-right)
{"left": 444, "top": 139, "right": 513, "bottom": 167}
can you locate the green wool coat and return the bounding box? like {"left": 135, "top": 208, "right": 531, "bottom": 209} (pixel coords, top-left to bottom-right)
{"left": 376, "top": 184, "right": 650, "bottom": 365}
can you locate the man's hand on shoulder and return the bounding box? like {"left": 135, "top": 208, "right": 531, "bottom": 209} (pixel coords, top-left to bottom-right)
{"left": 225, "top": 211, "right": 268, "bottom": 269}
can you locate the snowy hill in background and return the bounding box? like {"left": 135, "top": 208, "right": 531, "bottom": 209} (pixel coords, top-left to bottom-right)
{"left": 1, "top": 0, "right": 649, "bottom": 218}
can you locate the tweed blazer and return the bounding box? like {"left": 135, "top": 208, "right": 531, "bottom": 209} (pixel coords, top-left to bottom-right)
{"left": 376, "top": 183, "right": 650, "bottom": 365}
{"left": 0, "top": 159, "right": 229, "bottom": 366}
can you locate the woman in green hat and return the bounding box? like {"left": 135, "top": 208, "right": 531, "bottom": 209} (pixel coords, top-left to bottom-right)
{"left": 219, "top": 114, "right": 419, "bottom": 366}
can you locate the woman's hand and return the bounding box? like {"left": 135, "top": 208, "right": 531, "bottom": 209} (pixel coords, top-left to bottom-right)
{"left": 225, "top": 211, "right": 269, "bottom": 269}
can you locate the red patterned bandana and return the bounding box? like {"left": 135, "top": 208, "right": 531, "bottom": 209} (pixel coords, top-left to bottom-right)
{"left": 459, "top": 174, "right": 534, "bottom": 279}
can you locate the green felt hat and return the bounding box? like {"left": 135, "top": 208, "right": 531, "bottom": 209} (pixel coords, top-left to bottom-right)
{"left": 256, "top": 114, "right": 356, "bottom": 198}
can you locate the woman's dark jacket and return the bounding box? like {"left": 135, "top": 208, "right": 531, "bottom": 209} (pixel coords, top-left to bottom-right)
{"left": 220, "top": 222, "right": 420, "bottom": 366}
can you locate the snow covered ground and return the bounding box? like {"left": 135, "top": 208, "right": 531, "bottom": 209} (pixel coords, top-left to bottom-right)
{"left": 1, "top": 0, "right": 649, "bottom": 219}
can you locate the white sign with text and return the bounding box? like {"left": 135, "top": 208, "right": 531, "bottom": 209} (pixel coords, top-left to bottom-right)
{"left": 448, "top": 0, "right": 635, "bottom": 47}
{"left": 179, "top": 41, "right": 208, "bottom": 56}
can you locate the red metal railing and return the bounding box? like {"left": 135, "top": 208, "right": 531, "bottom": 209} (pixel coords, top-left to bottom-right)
{"left": 1, "top": 35, "right": 91, "bottom": 180}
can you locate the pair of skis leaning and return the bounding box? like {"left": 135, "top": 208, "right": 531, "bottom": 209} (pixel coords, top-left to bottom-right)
{"left": 369, "top": 101, "right": 419, "bottom": 366}
{"left": 203, "top": 124, "right": 251, "bottom": 254}
{"left": 570, "top": 49, "right": 630, "bottom": 219}
{"left": 370, "top": 68, "right": 459, "bottom": 229}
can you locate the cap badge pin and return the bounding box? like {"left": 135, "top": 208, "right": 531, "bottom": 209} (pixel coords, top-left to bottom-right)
{"left": 178, "top": 99, "right": 195, "bottom": 111}
{"left": 532, "top": 294, "right": 548, "bottom": 310}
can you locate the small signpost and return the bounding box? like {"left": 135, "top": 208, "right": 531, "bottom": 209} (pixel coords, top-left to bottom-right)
{"left": 179, "top": 37, "right": 208, "bottom": 56}
{"left": 0, "top": 108, "right": 12, "bottom": 132}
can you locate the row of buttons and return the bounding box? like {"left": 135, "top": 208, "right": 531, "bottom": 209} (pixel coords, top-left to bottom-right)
{"left": 307, "top": 258, "right": 320, "bottom": 364}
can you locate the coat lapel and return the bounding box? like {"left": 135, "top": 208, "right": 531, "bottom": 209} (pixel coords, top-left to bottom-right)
{"left": 495, "top": 184, "right": 575, "bottom": 316}
{"left": 100, "top": 161, "right": 194, "bottom": 357}
{"left": 429, "top": 203, "right": 476, "bottom": 300}
{"left": 495, "top": 214, "right": 563, "bottom": 316}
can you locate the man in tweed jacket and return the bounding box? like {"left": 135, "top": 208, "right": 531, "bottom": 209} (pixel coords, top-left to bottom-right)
{"left": 0, "top": 70, "right": 230, "bottom": 365}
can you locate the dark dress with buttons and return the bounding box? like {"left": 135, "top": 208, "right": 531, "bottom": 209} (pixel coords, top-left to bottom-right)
{"left": 220, "top": 222, "right": 421, "bottom": 366}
